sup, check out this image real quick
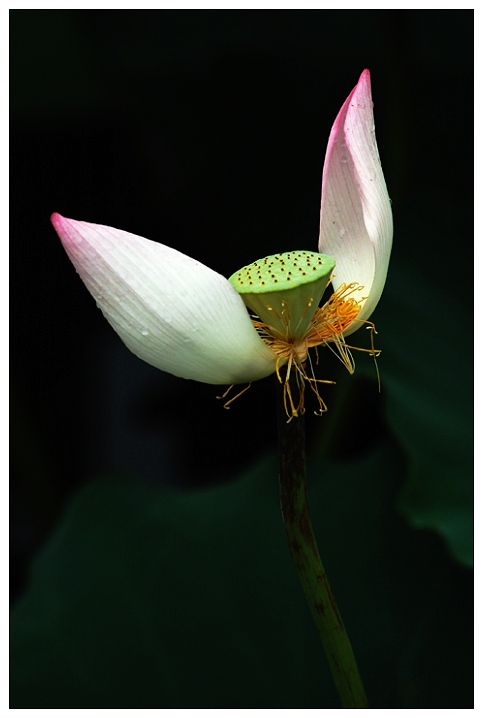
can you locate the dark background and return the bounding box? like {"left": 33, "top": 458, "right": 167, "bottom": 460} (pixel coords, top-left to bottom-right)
{"left": 11, "top": 10, "right": 473, "bottom": 708}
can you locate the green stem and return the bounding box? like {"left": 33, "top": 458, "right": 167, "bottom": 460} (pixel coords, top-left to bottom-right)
{"left": 276, "top": 373, "right": 368, "bottom": 708}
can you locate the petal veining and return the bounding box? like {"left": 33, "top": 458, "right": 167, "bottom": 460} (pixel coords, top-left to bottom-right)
{"left": 319, "top": 69, "right": 393, "bottom": 336}
{"left": 51, "top": 214, "right": 278, "bottom": 384}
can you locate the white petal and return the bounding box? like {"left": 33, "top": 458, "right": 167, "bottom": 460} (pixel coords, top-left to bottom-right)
{"left": 51, "top": 214, "right": 278, "bottom": 384}
{"left": 319, "top": 69, "right": 393, "bottom": 336}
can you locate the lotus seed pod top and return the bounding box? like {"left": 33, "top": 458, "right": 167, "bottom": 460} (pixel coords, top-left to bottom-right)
{"left": 229, "top": 251, "right": 335, "bottom": 340}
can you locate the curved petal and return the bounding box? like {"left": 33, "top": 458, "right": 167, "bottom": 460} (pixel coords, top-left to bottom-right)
{"left": 319, "top": 69, "right": 393, "bottom": 336}
{"left": 51, "top": 214, "right": 278, "bottom": 384}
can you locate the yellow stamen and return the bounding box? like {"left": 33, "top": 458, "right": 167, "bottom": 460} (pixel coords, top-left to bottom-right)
{"left": 216, "top": 383, "right": 252, "bottom": 409}
{"left": 252, "top": 282, "right": 380, "bottom": 419}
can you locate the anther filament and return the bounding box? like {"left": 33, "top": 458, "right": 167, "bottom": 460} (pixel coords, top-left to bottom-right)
{"left": 253, "top": 283, "right": 380, "bottom": 419}
{"left": 216, "top": 283, "right": 380, "bottom": 419}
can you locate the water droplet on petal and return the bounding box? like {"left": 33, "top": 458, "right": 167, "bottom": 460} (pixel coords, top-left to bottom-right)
{"left": 339, "top": 227, "right": 346, "bottom": 237}
{"left": 141, "top": 328, "right": 149, "bottom": 336}
{"left": 340, "top": 155, "right": 348, "bottom": 164}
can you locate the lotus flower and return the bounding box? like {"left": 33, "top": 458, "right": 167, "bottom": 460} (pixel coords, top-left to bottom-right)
{"left": 51, "top": 69, "right": 392, "bottom": 417}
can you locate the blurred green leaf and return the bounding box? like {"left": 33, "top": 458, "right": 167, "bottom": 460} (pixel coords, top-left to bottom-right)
{"left": 10, "top": 438, "right": 472, "bottom": 708}
{"left": 375, "top": 263, "right": 473, "bottom": 567}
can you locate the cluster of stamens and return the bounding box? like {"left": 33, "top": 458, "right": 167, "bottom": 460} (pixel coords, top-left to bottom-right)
{"left": 225, "top": 252, "right": 380, "bottom": 420}
{"left": 250, "top": 282, "right": 377, "bottom": 419}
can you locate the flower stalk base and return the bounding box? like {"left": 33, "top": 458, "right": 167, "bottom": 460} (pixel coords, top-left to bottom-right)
{"left": 276, "top": 370, "right": 368, "bottom": 708}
